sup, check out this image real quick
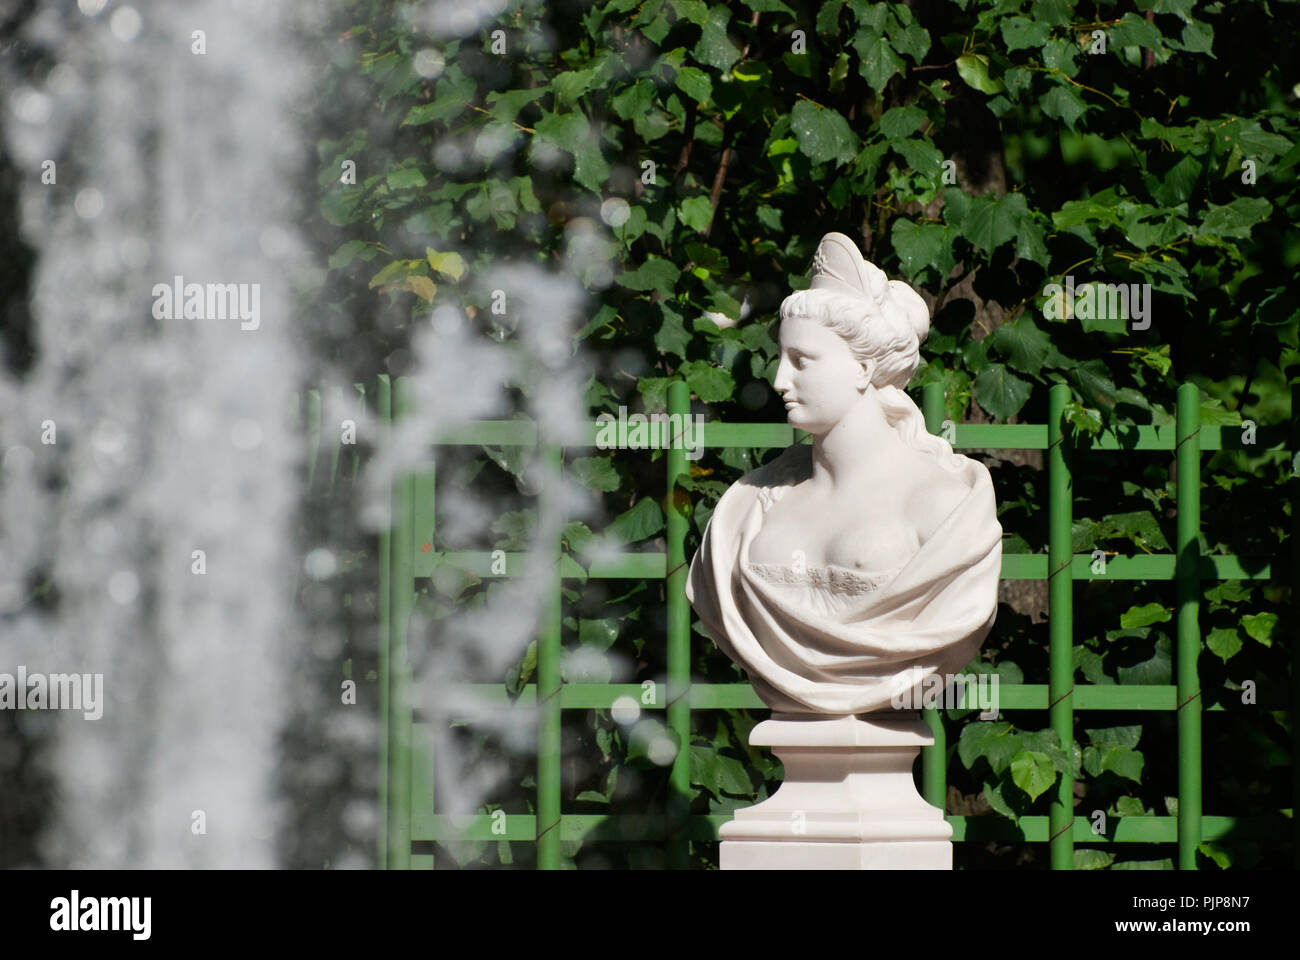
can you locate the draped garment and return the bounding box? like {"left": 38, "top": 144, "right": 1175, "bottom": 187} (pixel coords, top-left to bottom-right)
{"left": 686, "top": 444, "right": 1002, "bottom": 715}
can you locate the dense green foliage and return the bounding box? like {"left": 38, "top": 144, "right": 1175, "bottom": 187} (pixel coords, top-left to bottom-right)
{"left": 313, "top": 0, "right": 1297, "bottom": 868}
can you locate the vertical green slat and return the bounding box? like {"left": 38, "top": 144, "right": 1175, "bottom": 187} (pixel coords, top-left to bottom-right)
{"left": 666, "top": 380, "right": 692, "bottom": 869}
{"left": 1293, "top": 382, "right": 1300, "bottom": 869}
{"left": 1047, "top": 384, "right": 1075, "bottom": 870}
{"left": 537, "top": 443, "right": 563, "bottom": 870}
{"left": 920, "top": 381, "right": 947, "bottom": 810}
{"left": 329, "top": 388, "right": 344, "bottom": 492}
{"left": 1175, "top": 383, "right": 1202, "bottom": 869}
{"left": 352, "top": 383, "right": 366, "bottom": 485}
{"left": 411, "top": 463, "right": 436, "bottom": 870}
{"left": 409, "top": 724, "right": 436, "bottom": 870}
{"left": 388, "top": 377, "right": 414, "bottom": 869}
{"left": 376, "top": 375, "right": 391, "bottom": 869}
{"left": 306, "top": 388, "right": 322, "bottom": 494}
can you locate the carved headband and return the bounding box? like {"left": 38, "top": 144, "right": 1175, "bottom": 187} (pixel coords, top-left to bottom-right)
{"left": 806, "top": 232, "right": 929, "bottom": 345}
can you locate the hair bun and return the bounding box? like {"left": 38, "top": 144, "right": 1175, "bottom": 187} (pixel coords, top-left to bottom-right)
{"left": 887, "top": 279, "right": 929, "bottom": 344}
{"left": 808, "top": 232, "right": 930, "bottom": 344}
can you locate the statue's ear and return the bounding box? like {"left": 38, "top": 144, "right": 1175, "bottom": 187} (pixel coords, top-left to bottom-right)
{"left": 857, "top": 359, "right": 874, "bottom": 391}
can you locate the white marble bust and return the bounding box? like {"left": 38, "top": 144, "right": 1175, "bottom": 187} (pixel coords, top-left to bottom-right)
{"left": 686, "top": 232, "right": 1003, "bottom": 716}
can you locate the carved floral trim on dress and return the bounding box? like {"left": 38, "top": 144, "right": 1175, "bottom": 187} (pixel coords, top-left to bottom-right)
{"left": 748, "top": 561, "right": 899, "bottom": 594}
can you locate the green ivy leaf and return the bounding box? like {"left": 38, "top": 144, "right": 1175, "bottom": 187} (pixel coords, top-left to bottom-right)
{"left": 1120, "top": 602, "right": 1171, "bottom": 629}
{"left": 790, "top": 99, "right": 860, "bottom": 165}
{"left": 1115, "top": 796, "right": 1152, "bottom": 817}
{"left": 744, "top": 0, "right": 797, "bottom": 14}
{"left": 891, "top": 219, "right": 954, "bottom": 282}
{"left": 617, "top": 257, "right": 681, "bottom": 294}
{"left": 654, "top": 303, "right": 692, "bottom": 360}
{"left": 1109, "top": 12, "right": 1165, "bottom": 51}
{"left": 1241, "top": 612, "right": 1276, "bottom": 646}
{"left": 534, "top": 111, "right": 611, "bottom": 194}
{"left": 1099, "top": 746, "right": 1145, "bottom": 783}
{"left": 485, "top": 87, "right": 548, "bottom": 124}
{"left": 552, "top": 67, "right": 601, "bottom": 105}
{"left": 368, "top": 259, "right": 417, "bottom": 290}
{"left": 892, "top": 137, "right": 945, "bottom": 175}
{"left": 955, "top": 54, "right": 1003, "bottom": 95}
{"left": 1066, "top": 359, "right": 1118, "bottom": 410}
{"left": 888, "top": 6, "right": 931, "bottom": 61}
{"left": 606, "top": 498, "right": 665, "bottom": 543}
{"left": 674, "top": 65, "right": 713, "bottom": 103}
{"left": 1041, "top": 36, "right": 1080, "bottom": 75}
{"left": 1041, "top": 84, "right": 1087, "bottom": 130}
{"left": 1205, "top": 626, "right": 1241, "bottom": 662}
{"left": 386, "top": 167, "right": 428, "bottom": 190}
{"left": 1010, "top": 750, "right": 1057, "bottom": 801}
{"left": 690, "top": 743, "right": 753, "bottom": 799}
{"left": 329, "top": 239, "right": 368, "bottom": 270}
{"left": 945, "top": 189, "right": 1036, "bottom": 258}
{"left": 1000, "top": 16, "right": 1051, "bottom": 51}
{"left": 1075, "top": 849, "right": 1116, "bottom": 870}
{"left": 1020, "top": 729, "right": 1072, "bottom": 774}
{"left": 989, "top": 315, "right": 1055, "bottom": 375}
{"left": 1177, "top": 19, "right": 1214, "bottom": 55}
{"left": 681, "top": 359, "right": 736, "bottom": 403}
{"left": 678, "top": 195, "right": 715, "bottom": 233}
{"left": 1087, "top": 725, "right": 1142, "bottom": 749}
{"left": 1094, "top": 511, "right": 1169, "bottom": 551}
{"left": 693, "top": 5, "right": 741, "bottom": 71}
{"left": 854, "top": 30, "right": 905, "bottom": 92}
{"left": 1198, "top": 197, "right": 1272, "bottom": 240}
{"left": 973, "top": 363, "right": 1032, "bottom": 420}
{"left": 637, "top": 375, "right": 673, "bottom": 411}
{"left": 878, "top": 104, "right": 927, "bottom": 139}
{"left": 982, "top": 779, "right": 1020, "bottom": 820}
{"left": 569, "top": 456, "right": 620, "bottom": 492}
{"left": 1031, "top": 0, "right": 1071, "bottom": 27}
{"left": 426, "top": 248, "right": 466, "bottom": 281}
{"left": 578, "top": 618, "right": 620, "bottom": 650}
{"left": 1197, "top": 842, "right": 1232, "bottom": 868}
{"left": 1117, "top": 636, "right": 1173, "bottom": 685}
{"left": 1113, "top": 859, "right": 1174, "bottom": 869}
{"left": 957, "top": 720, "right": 1023, "bottom": 777}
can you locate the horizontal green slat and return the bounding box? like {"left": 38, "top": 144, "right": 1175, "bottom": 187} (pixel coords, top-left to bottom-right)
{"left": 952, "top": 424, "right": 1047, "bottom": 449}
{"left": 434, "top": 421, "right": 538, "bottom": 445}
{"left": 998, "top": 685, "right": 1228, "bottom": 711}
{"left": 1003, "top": 553, "right": 1272, "bottom": 580}
{"left": 421, "top": 550, "right": 1268, "bottom": 582}
{"left": 417, "top": 551, "right": 666, "bottom": 579}
{"left": 697, "top": 422, "right": 796, "bottom": 448}
{"left": 949, "top": 815, "right": 1252, "bottom": 843}
{"left": 409, "top": 420, "right": 1265, "bottom": 451}
{"left": 412, "top": 814, "right": 1252, "bottom": 844}
{"left": 422, "top": 683, "right": 1226, "bottom": 712}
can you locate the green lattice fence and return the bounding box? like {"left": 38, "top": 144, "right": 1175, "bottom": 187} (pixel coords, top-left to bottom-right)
{"left": 352, "top": 375, "right": 1291, "bottom": 870}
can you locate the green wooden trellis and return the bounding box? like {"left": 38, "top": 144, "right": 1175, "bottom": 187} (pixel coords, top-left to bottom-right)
{"left": 355, "top": 375, "right": 1293, "bottom": 870}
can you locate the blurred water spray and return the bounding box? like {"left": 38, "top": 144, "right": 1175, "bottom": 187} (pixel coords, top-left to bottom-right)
{"left": 0, "top": 0, "right": 617, "bottom": 869}
{"left": 360, "top": 263, "right": 606, "bottom": 845}
{"left": 0, "top": 0, "right": 310, "bottom": 867}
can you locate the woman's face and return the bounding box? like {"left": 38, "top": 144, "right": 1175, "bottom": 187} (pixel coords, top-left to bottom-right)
{"left": 772, "top": 314, "right": 867, "bottom": 435}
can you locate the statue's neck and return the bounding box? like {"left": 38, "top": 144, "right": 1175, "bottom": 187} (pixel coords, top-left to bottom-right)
{"left": 809, "top": 391, "right": 909, "bottom": 488}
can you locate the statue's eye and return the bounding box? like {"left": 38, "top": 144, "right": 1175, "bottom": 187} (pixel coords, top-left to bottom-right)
{"left": 792, "top": 354, "right": 807, "bottom": 369}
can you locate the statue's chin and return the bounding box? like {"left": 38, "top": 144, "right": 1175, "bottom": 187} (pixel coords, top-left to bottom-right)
{"left": 785, "top": 410, "right": 828, "bottom": 436}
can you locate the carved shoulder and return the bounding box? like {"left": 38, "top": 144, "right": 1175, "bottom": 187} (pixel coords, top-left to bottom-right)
{"left": 741, "top": 443, "right": 811, "bottom": 488}
{"left": 908, "top": 468, "right": 969, "bottom": 543}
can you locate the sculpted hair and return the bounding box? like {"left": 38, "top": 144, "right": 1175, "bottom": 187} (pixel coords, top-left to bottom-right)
{"left": 779, "top": 286, "right": 966, "bottom": 476}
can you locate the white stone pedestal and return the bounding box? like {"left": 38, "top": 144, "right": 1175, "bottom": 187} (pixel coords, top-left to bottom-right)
{"left": 719, "top": 711, "right": 951, "bottom": 870}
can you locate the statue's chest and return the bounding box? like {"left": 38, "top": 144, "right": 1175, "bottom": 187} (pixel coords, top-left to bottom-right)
{"left": 748, "top": 487, "right": 918, "bottom": 572}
